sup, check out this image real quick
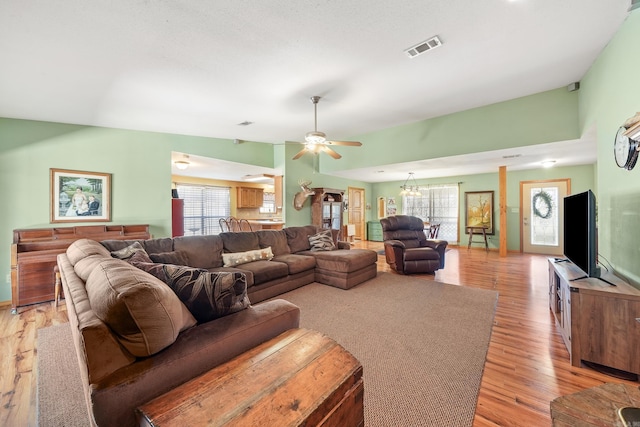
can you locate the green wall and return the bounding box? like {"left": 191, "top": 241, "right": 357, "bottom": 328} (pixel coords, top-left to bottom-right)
{"left": 372, "top": 164, "right": 594, "bottom": 250}
{"left": 578, "top": 11, "right": 640, "bottom": 285}
{"left": 322, "top": 87, "right": 579, "bottom": 174}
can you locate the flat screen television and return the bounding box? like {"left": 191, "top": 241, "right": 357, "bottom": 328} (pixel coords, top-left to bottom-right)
{"left": 563, "top": 190, "right": 600, "bottom": 278}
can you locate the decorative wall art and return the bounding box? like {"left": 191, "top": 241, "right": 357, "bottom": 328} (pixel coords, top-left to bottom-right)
{"left": 464, "top": 191, "right": 494, "bottom": 235}
{"left": 50, "top": 168, "right": 111, "bottom": 223}
{"left": 386, "top": 197, "right": 397, "bottom": 216}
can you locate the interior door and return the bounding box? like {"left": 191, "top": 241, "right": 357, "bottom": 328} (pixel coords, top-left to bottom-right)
{"left": 347, "top": 187, "right": 365, "bottom": 241}
{"left": 521, "top": 179, "right": 570, "bottom": 255}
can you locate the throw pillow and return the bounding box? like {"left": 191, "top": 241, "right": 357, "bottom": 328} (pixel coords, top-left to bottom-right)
{"left": 222, "top": 247, "right": 274, "bottom": 267}
{"left": 308, "top": 229, "right": 336, "bottom": 251}
{"left": 127, "top": 251, "right": 167, "bottom": 282}
{"left": 86, "top": 259, "right": 197, "bottom": 357}
{"left": 110, "top": 241, "right": 150, "bottom": 261}
{"left": 163, "top": 265, "right": 250, "bottom": 323}
{"left": 149, "top": 251, "right": 190, "bottom": 266}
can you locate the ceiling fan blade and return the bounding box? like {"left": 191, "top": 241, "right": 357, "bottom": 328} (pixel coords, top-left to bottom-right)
{"left": 321, "top": 145, "right": 342, "bottom": 159}
{"left": 292, "top": 148, "right": 307, "bottom": 160}
{"left": 326, "top": 140, "right": 362, "bottom": 146}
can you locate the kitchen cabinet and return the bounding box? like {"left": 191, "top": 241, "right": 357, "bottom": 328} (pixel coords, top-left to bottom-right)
{"left": 237, "top": 187, "right": 264, "bottom": 208}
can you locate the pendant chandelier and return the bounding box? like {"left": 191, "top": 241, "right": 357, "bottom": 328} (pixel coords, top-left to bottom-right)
{"left": 399, "top": 172, "right": 421, "bottom": 196}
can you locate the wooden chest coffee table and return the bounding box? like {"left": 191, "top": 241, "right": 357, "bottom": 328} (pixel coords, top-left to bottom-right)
{"left": 137, "top": 328, "right": 364, "bottom": 427}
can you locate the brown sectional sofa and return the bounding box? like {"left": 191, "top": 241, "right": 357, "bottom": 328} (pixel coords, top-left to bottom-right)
{"left": 57, "top": 225, "right": 377, "bottom": 426}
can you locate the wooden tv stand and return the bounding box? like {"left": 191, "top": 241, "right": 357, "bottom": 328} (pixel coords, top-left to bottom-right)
{"left": 10, "top": 224, "right": 150, "bottom": 313}
{"left": 548, "top": 258, "right": 640, "bottom": 376}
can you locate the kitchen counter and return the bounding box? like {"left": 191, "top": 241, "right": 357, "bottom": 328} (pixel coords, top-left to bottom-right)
{"left": 247, "top": 220, "right": 285, "bottom": 230}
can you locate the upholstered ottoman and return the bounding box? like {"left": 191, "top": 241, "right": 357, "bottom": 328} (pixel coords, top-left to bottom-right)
{"left": 307, "top": 249, "right": 378, "bottom": 290}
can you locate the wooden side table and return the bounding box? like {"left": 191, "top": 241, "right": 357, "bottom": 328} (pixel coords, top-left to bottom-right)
{"left": 467, "top": 226, "right": 488, "bottom": 252}
{"left": 137, "top": 328, "right": 364, "bottom": 427}
{"left": 550, "top": 383, "right": 640, "bottom": 426}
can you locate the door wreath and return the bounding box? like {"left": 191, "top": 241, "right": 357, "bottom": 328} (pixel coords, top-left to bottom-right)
{"left": 532, "top": 191, "right": 553, "bottom": 219}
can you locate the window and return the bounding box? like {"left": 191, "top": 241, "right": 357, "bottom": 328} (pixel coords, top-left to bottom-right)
{"left": 402, "top": 183, "right": 459, "bottom": 242}
{"left": 176, "top": 183, "right": 230, "bottom": 235}
{"left": 259, "top": 192, "right": 276, "bottom": 214}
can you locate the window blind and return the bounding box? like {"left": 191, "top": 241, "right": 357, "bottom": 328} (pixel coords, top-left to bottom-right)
{"left": 403, "top": 183, "right": 459, "bottom": 242}
{"left": 176, "top": 184, "right": 230, "bottom": 235}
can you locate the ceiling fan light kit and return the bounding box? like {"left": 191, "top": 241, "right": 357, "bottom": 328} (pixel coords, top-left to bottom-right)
{"left": 292, "top": 96, "right": 362, "bottom": 160}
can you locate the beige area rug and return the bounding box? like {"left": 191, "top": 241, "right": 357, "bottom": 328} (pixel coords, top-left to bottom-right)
{"left": 36, "top": 324, "right": 91, "bottom": 427}
{"left": 274, "top": 272, "right": 498, "bottom": 427}
{"left": 37, "top": 272, "right": 497, "bottom": 427}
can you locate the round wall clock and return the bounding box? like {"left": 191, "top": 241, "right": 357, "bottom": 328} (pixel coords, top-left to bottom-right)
{"left": 614, "top": 126, "right": 639, "bottom": 170}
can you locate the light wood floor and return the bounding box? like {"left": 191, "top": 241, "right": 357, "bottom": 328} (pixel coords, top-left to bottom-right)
{"left": 1, "top": 243, "right": 636, "bottom": 426}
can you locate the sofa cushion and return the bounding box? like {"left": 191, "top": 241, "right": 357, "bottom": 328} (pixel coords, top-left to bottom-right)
{"left": 86, "top": 258, "right": 197, "bottom": 357}
{"left": 128, "top": 252, "right": 168, "bottom": 282}
{"left": 162, "top": 265, "right": 251, "bottom": 323}
{"left": 149, "top": 251, "right": 190, "bottom": 266}
{"left": 305, "top": 249, "right": 378, "bottom": 273}
{"left": 220, "top": 232, "right": 260, "bottom": 253}
{"left": 222, "top": 247, "right": 274, "bottom": 267}
{"left": 308, "top": 229, "right": 336, "bottom": 251}
{"left": 233, "top": 260, "right": 289, "bottom": 285}
{"left": 101, "top": 238, "right": 174, "bottom": 254}
{"left": 256, "top": 230, "right": 291, "bottom": 256}
{"left": 285, "top": 225, "right": 318, "bottom": 253}
{"left": 110, "top": 241, "right": 149, "bottom": 260}
{"left": 74, "top": 254, "right": 111, "bottom": 281}
{"left": 67, "top": 238, "right": 112, "bottom": 265}
{"left": 173, "top": 235, "right": 224, "bottom": 269}
{"left": 272, "top": 254, "right": 316, "bottom": 275}
{"left": 141, "top": 238, "right": 175, "bottom": 254}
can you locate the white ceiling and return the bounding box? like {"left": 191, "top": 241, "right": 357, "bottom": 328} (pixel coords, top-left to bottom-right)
{"left": 1, "top": 1, "right": 631, "bottom": 182}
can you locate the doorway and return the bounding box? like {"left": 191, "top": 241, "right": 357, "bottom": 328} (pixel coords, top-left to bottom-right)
{"left": 520, "top": 179, "right": 570, "bottom": 255}
{"left": 347, "top": 187, "right": 365, "bottom": 241}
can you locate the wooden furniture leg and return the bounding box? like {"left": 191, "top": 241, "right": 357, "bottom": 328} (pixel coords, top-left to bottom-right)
{"left": 54, "top": 266, "right": 61, "bottom": 308}
{"left": 481, "top": 227, "right": 488, "bottom": 252}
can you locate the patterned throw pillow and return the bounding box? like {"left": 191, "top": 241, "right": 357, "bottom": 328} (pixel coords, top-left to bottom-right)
{"left": 127, "top": 251, "right": 167, "bottom": 282}
{"left": 110, "top": 241, "right": 150, "bottom": 261}
{"left": 308, "top": 229, "right": 336, "bottom": 251}
{"left": 162, "top": 265, "right": 250, "bottom": 323}
{"left": 222, "top": 247, "right": 274, "bottom": 267}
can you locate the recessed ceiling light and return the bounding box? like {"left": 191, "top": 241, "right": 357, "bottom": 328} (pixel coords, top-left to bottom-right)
{"left": 237, "top": 121, "right": 254, "bottom": 126}
{"left": 542, "top": 160, "right": 556, "bottom": 168}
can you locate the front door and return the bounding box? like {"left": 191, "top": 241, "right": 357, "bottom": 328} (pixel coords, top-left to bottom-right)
{"left": 347, "top": 187, "right": 365, "bottom": 241}
{"left": 521, "top": 179, "right": 570, "bottom": 255}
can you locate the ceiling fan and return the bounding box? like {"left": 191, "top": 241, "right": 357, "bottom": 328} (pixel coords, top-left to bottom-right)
{"left": 292, "top": 96, "right": 362, "bottom": 160}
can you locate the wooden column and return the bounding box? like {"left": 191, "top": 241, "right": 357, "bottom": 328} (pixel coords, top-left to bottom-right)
{"left": 499, "top": 166, "right": 507, "bottom": 257}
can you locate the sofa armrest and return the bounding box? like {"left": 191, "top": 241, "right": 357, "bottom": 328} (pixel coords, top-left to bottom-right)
{"left": 383, "top": 240, "right": 406, "bottom": 273}
{"left": 384, "top": 239, "right": 406, "bottom": 249}
{"left": 422, "top": 239, "right": 448, "bottom": 268}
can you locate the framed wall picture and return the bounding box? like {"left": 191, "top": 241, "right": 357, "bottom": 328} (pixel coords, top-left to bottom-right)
{"left": 464, "top": 191, "right": 494, "bottom": 235}
{"left": 50, "top": 168, "right": 111, "bottom": 223}
{"left": 386, "top": 197, "right": 397, "bottom": 216}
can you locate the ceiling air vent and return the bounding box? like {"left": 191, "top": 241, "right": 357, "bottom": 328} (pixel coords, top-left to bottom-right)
{"left": 404, "top": 36, "right": 442, "bottom": 58}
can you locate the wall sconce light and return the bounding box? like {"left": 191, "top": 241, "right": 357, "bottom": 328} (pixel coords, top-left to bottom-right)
{"left": 399, "top": 172, "right": 421, "bottom": 196}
